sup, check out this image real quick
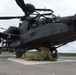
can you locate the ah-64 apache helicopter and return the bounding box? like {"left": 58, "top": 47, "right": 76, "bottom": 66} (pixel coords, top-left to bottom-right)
{"left": 0, "top": 4, "right": 76, "bottom": 61}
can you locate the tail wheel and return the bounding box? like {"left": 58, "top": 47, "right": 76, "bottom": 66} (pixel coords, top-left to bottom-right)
{"left": 49, "top": 49, "right": 58, "bottom": 61}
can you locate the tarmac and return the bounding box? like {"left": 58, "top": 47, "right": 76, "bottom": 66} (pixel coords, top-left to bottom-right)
{"left": 0, "top": 55, "right": 76, "bottom": 75}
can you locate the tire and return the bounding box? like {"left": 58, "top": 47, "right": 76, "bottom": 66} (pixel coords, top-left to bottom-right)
{"left": 49, "top": 49, "right": 58, "bottom": 61}
{"left": 15, "top": 50, "right": 23, "bottom": 58}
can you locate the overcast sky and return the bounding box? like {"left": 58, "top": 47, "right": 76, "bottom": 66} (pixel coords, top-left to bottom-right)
{"left": 0, "top": 0, "right": 76, "bottom": 53}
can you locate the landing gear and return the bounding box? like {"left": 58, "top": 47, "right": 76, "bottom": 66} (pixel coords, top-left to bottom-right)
{"left": 15, "top": 49, "right": 24, "bottom": 58}
{"left": 15, "top": 47, "right": 58, "bottom": 61}
{"left": 49, "top": 48, "right": 58, "bottom": 61}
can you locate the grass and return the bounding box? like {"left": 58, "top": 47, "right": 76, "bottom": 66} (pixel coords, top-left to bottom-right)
{"left": 1, "top": 52, "right": 15, "bottom": 55}
{"left": 59, "top": 56, "right": 76, "bottom": 60}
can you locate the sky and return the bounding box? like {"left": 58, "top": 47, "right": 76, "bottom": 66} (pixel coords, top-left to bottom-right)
{"left": 0, "top": 0, "right": 76, "bottom": 53}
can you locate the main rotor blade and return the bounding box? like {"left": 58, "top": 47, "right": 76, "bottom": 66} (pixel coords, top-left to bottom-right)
{"left": 0, "top": 16, "right": 23, "bottom": 20}
{"left": 36, "top": 8, "right": 53, "bottom": 12}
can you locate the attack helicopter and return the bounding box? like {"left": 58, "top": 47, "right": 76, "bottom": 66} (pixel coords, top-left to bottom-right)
{"left": 0, "top": 4, "right": 76, "bottom": 61}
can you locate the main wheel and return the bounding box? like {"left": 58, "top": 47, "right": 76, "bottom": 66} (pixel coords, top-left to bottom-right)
{"left": 15, "top": 50, "right": 24, "bottom": 58}
{"left": 49, "top": 49, "right": 58, "bottom": 61}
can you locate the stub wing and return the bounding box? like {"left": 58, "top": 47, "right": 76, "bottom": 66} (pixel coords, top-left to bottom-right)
{"left": 0, "top": 32, "right": 19, "bottom": 40}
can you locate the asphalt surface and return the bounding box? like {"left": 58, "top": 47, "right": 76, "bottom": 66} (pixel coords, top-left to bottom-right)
{"left": 0, "top": 55, "right": 76, "bottom": 75}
